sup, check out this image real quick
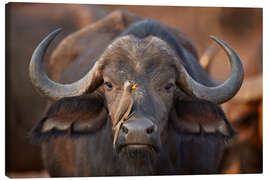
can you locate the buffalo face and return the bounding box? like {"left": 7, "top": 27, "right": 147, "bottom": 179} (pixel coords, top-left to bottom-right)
{"left": 101, "top": 35, "right": 178, "bottom": 157}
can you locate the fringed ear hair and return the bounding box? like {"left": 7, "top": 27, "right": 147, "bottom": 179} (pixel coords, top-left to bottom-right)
{"left": 172, "top": 98, "right": 236, "bottom": 143}
{"left": 31, "top": 95, "right": 107, "bottom": 142}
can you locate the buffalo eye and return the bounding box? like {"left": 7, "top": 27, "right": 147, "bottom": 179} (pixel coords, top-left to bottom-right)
{"left": 164, "top": 82, "right": 175, "bottom": 92}
{"left": 104, "top": 82, "right": 113, "bottom": 91}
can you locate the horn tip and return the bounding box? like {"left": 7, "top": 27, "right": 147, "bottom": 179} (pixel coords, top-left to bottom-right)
{"left": 48, "top": 28, "right": 62, "bottom": 37}
{"left": 209, "top": 36, "right": 219, "bottom": 41}
{"left": 209, "top": 36, "right": 228, "bottom": 49}
{"left": 54, "top": 28, "right": 62, "bottom": 34}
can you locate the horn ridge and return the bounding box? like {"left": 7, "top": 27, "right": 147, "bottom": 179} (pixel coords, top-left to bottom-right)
{"left": 29, "top": 29, "right": 102, "bottom": 100}
{"left": 177, "top": 36, "right": 244, "bottom": 104}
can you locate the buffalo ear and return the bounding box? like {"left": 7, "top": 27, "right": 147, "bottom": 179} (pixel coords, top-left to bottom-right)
{"left": 171, "top": 98, "right": 236, "bottom": 141}
{"left": 31, "top": 94, "right": 107, "bottom": 141}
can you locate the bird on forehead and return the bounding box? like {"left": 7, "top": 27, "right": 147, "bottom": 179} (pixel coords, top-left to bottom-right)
{"left": 124, "top": 80, "right": 139, "bottom": 90}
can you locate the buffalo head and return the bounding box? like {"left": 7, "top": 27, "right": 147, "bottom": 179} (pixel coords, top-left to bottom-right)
{"left": 29, "top": 19, "right": 243, "bottom": 169}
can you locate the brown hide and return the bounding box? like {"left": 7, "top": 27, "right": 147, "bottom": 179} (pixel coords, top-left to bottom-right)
{"left": 32, "top": 95, "right": 107, "bottom": 138}
{"left": 6, "top": 2, "right": 108, "bottom": 173}
{"left": 172, "top": 98, "right": 234, "bottom": 137}
{"left": 42, "top": 137, "right": 76, "bottom": 177}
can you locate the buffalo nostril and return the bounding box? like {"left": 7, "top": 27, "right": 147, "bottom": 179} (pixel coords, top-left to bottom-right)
{"left": 122, "top": 125, "right": 129, "bottom": 134}
{"left": 146, "top": 126, "right": 154, "bottom": 134}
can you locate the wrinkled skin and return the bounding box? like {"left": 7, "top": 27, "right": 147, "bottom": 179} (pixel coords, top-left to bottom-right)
{"left": 30, "top": 11, "right": 239, "bottom": 176}
{"left": 41, "top": 96, "right": 229, "bottom": 176}
{"left": 103, "top": 36, "right": 177, "bottom": 151}
{"left": 34, "top": 34, "right": 234, "bottom": 176}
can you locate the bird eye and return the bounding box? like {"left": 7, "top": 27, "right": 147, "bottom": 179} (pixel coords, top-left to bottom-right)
{"left": 104, "top": 82, "right": 113, "bottom": 91}
{"left": 164, "top": 83, "right": 175, "bottom": 92}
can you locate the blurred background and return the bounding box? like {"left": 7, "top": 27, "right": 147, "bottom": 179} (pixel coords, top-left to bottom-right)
{"left": 5, "top": 3, "right": 262, "bottom": 178}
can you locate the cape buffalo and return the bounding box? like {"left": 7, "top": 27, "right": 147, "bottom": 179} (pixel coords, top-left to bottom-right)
{"left": 29, "top": 10, "right": 244, "bottom": 176}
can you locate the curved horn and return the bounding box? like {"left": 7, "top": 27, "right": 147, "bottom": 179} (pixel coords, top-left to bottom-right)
{"left": 177, "top": 36, "right": 244, "bottom": 104}
{"left": 29, "top": 29, "right": 103, "bottom": 100}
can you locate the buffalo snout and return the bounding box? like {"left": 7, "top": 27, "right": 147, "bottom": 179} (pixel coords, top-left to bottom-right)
{"left": 116, "top": 119, "right": 160, "bottom": 156}
{"left": 122, "top": 119, "right": 156, "bottom": 136}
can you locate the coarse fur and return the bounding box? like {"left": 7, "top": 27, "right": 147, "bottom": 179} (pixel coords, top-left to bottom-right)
{"left": 31, "top": 11, "right": 236, "bottom": 176}
{"left": 120, "top": 19, "right": 215, "bottom": 87}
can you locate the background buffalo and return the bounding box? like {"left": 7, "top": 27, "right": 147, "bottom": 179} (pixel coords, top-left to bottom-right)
{"left": 5, "top": 3, "right": 262, "bottom": 177}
